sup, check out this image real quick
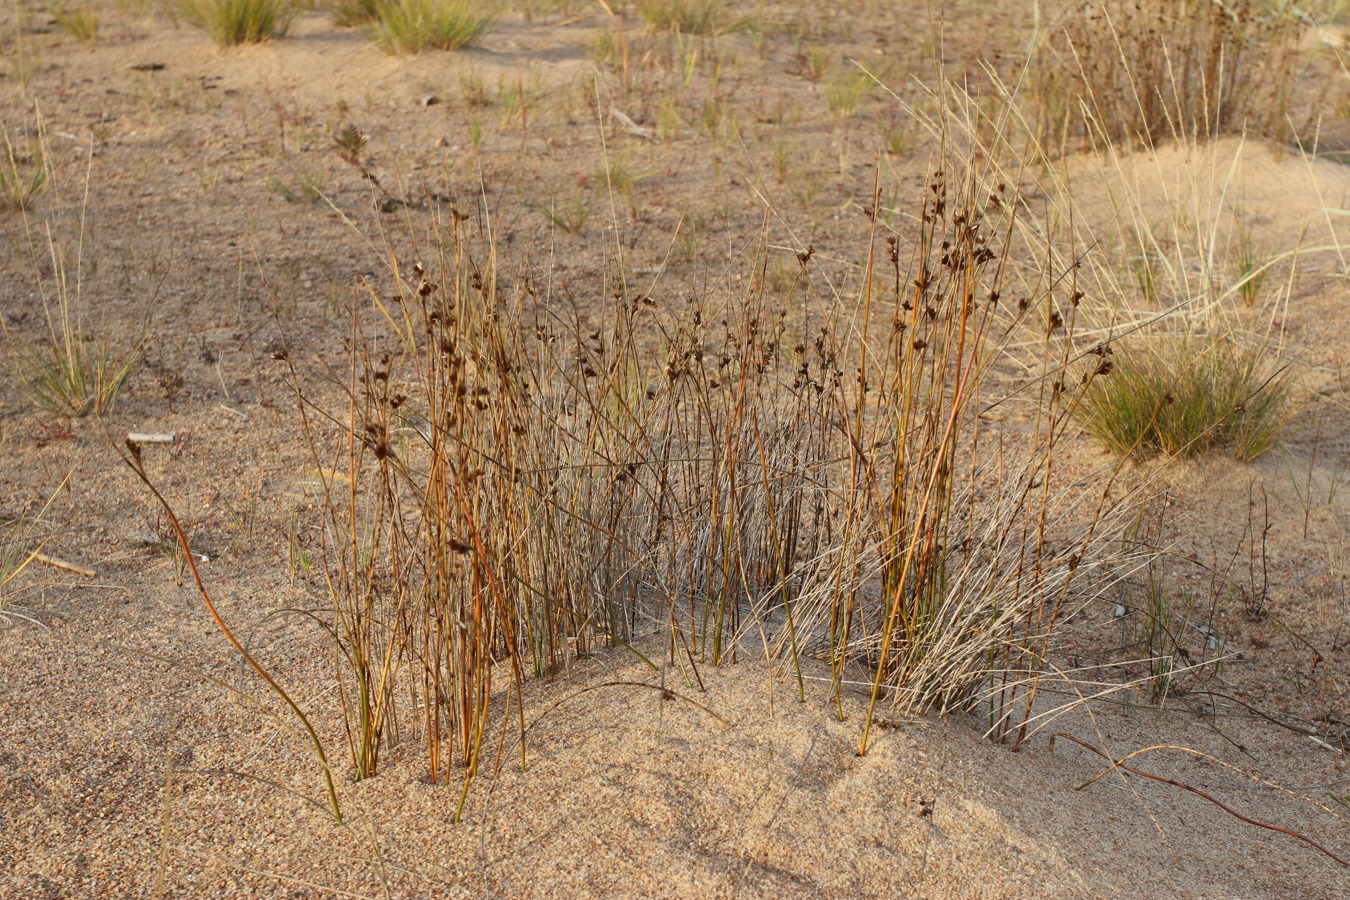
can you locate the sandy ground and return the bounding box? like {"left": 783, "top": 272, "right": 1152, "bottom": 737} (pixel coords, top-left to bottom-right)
{"left": 2, "top": 2, "right": 1349, "bottom": 897}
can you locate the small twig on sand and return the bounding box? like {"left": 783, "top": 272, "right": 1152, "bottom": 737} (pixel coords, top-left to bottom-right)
{"left": 1051, "top": 732, "right": 1349, "bottom": 868}
{"left": 33, "top": 551, "right": 95, "bottom": 578}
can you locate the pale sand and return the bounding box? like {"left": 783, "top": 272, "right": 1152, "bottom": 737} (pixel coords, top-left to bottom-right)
{"left": 4, "top": 623, "right": 1347, "bottom": 896}
{"left": 2, "top": 4, "right": 1348, "bottom": 897}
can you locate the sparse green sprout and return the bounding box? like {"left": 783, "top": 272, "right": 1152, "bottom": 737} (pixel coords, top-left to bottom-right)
{"left": 0, "top": 126, "right": 50, "bottom": 212}
{"left": 269, "top": 169, "right": 327, "bottom": 203}
{"left": 773, "top": 137, "right": 789, "bottom": 180}
{"left": 0, "top": 504, "right": 57, "bottom": 631}
{"left": 599, "top": 152, "right": 648, "bottom": 197}
{"left": 182, "top": 0, "right": 295, "bottom": 45}
{"left": 54, "top": 3, "right": 100, "bottom": 43}
{"left": 543, "top": 192, "right": 590, "bottom": 234}
{"left": 0, "top": 510, "right": 44, "bottom": 627}
{"left": 498, "top": 78, "right": 524, "bottom": 123}
{"left": 298, "top": 168, "right": 328, "bottom": 202}
{"left": 636, "top": 0, "right": 726, "bottom": 35}
{"left": 1233, "top": 214, "right": 1269, "bottom": 307}
{"left": 701, "top": 94, "right": 726, "bottom": 133}
{"left": 1131, "top": 244, "right": 1163, "bottom": 306}
{"left": 806, "top": 46, "right": 831, "bottom": 81}
{"left": 884, "top": 120, "right": 909, "bottom": 155}
{"left": 372, "top": 0, "right": 496, "bottom": 54}
{"left": 825, "top": 68, "right": 874, "bottom": 119}
{"left": 287, "top": 509, "right": 313, "bottom": 584}
{"left": 658, "top": 96, "right": 681, "bottom": 141}
{"left": 589, "top": 25, "right": 623, "bottom": 69}
{"left": 268, "top": 176, "right": 298, "bottom": 202}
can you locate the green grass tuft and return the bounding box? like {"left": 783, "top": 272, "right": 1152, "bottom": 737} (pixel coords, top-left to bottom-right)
{"left": 182, "top": 0, "right": 295, "bottom": 46}
{"left": 54, "top": 3, "right": 101, "bottom": 43}
{"left": 23, "top": 333, "right": 142, "bottom": 418}
{"left": 825, "top": 68, "right": 874, "bottom": 119}
{"left": 1074, "top": 333, "right": 1289, "bottom": 461}
{"left": 371, "top": 0, "right": 496, "bottom": 54}
{"left": 329, "top": 0, "right": 379, "bottom": 26}
{"left": 635, "top": 0, "right": 729, "bottom": 35}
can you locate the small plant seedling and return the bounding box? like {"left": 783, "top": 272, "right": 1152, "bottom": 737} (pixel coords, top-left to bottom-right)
{"left": 657, "top": 96, "right": 681, "bottom": 141}
{"left": 54, "top": 3, "right": 100, "bottom": 43}
{"left": 805, "top": 47, "right": 831, "bottom": 81}
{"left": 773, "top": 137, "right": 790, "bottom": 181}
{"left": 155, "top": 511, "right": 193, "bottom": 587}
{"left": 1, "top": 126, "right": 51, "bottom": 211}
{"left": 334, "top": 123, "right": 367, "bottom": 164}
{"left": 0, "top": 478, "right": 73, "bottom": 628}
{"left": 544, "top": 192, "right": 591, "bottom": 234}
{"left": 268, "top": 169, "right": 328, "bottom": 203}
{"left": 460, "top": 69, "right": 491, "bottom": 108}
{"left": 636, "top": 0, "right": 726, "bottom": 35}
{"left": 589, "top": 25, "right": 625, "bottom": 70}
{"left": 286, "top": 510, "right": 313, "bottom": 584}
{"left": 702, "top": 94, "right": 727, "bottom": 134}
{"left": 884, "top": 120, "right": 910, "bottom": 156}
{"left": 298, "top": 168, "right": 328, "bottom": 202}
{"left": 825, "top": 68, "right": 874, "bottom": 119}
{"left": 1233, "top": 211, "right": 1269, "bottom": 307}
{"left": 598, "top": 152, "right": 650, "bottom": 201}
{"left": 1131, "top": 244, "right": 1163, "bottom": 306}
{"left": 674, "top": 29, "right": 699, "bottom": 88}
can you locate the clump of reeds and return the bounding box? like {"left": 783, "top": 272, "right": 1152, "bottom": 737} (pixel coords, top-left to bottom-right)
{"left": 1034, "top": 0, "right": 1325, "bottom": 150}
{"left": 275, "top": 116, "right": 1144, "bottom": 806}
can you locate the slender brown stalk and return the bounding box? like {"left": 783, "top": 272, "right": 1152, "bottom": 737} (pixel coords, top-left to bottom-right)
{"left": 124, "top": 444, "right": 343, "bottom": 823}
